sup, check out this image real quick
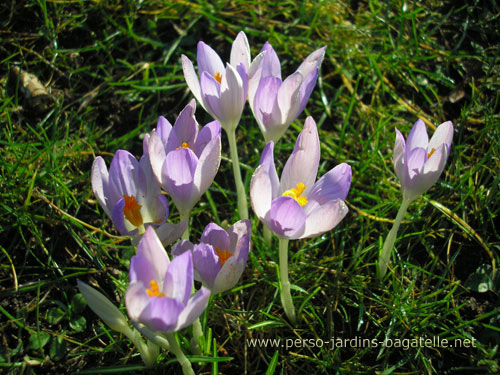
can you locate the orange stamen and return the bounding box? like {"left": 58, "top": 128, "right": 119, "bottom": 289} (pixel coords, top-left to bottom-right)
{"left": 216, "top": 248, "right": 233, "bottom": 267}
{"left": 146, "top": 280, "right": 165, "bottom": 298}
{"left": 122, "top": 195, "right": 143, "bottom": 227}
{"left": 213, "top": 72, "right": 222, "bottom": 84}
{"left": 176, "top": 142, "right": 191, "bottom": 150}
{"left": 427, "top": 148, "right": 436, "bottom": 158}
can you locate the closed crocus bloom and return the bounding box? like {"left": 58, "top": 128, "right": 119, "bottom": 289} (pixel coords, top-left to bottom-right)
{"left": 125, "top": 227, "right": 210, "bottom": 333}
{"left": 394, "top": 119, "right": 454, "bottom": 203}
{"left": 182, "top": 32, "right": 260, "bottom": 132}
{"left": 147, "top": 100, "right": 221, "bottom": 218}
{"left": 249, "top": 43, "right": 326, "bottom": 143}
{"left": 92, "top": 150, "right": 185, "bottom": 243}
{"left": 250, "top": 116, "right": 351, "bottom": 239}
{"left": 172, "top": 220, "right": 251, "bottom": 294}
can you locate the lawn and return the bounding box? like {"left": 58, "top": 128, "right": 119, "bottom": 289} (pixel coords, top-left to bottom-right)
{"left": 1, "top": 0, "right": 499, "bottom": 374}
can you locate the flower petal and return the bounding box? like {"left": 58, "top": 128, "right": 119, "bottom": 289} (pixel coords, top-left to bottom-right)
{"left": 136, "top": 226, "right": 170, "bottom": 283}
{"left": 156, "top": 115, "right": 173, "bottom": 146}
{"left": 148, "top": 131, "right": 167, "bottom": 187}
{"left": 428, "top": 121, "right": 453, "bottom": 152}
{"left": 167, "top": 99, "right": 198, "bottom": 153}
{"left": 268, "top": 196, "right": 306, "bottom": 238}
{"left": 393, "top": 128, "right": 406, "bottom": 183}
{"left": 129, "top": 254, "right": 157, "bottom": 287}
{"left": 219, "top": 63, "right": 245, "bottom": 131}
{"left": 174, "top": 287, "right": 211, "bottom": 331}
{"left": 200, "top": 71, "right": 222, "bottom": 119}
{"left": 280, "top": 116, "right": 320, "bottom": 195}
{"left": 201, "top": 223, "right": 230, "bottom": 252}
{"left": 197, "top": 41, "right": 225, "bottom": 77}
{"left": 406, "top": 119, "right": 429, "bottom": 152}
{"left": 260, "top": 42, "right": 282, "bottom": 80}
{"left": 297, "top": 67, "right": 318, "bottom": 115}
{"left": 156, "top": 220, "right": 189, "bottom": 246}
{"left": 139, "top": 297, "right": 184, "bottom": 332}
{"left": 91, "top": 157, "right": 112, "bottom": 217}
{"left": 230, "top": 31, "right": 250, "bottom": 71}
{"left": 307, "top": 163, "right": 352, "bottom": 205}
{"left": 163, "top": 148, "right": 197, "bottom": 214}
{"left": 182, "top": 54, "right": 203, "bottom": 106}
{"left": 172, "top": 239, "right": 194, "bottom": 257}
{"left": 193, "top": 243, "right": 220, "bottom": 288}
{"left": 109, "top": 150, "right": 143, "bottom": 199}
{"left": 194, "top": 120, "right": 221, "bottom": 158}
{"left": 193, "top": 132, "right": 221, "bottom": 202}
{"left": 250, "top": 164, "right": 273, "bottom": 222}
{"left": 163, "top": 251, "right": 193, "bottom": 305}
{"left": 212, "top": 255, "right": 245, "bottom": 294}
{"left": 278, "top": 71, "right": 303, "bottom": 131}
{"left": 299, "top": 199, "right": 348, "bottom": 239}
{"left": 125, "top": 281, "right": 150, "bottom": 322}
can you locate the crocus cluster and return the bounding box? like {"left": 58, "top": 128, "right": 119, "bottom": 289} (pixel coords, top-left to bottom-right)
{"left": 81, "top": 29, "right": 454, "bottom": 375}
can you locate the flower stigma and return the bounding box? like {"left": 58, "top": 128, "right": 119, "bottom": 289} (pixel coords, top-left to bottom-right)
{"left": 427, "top": 148, "right": 436, "bottom": 159}
{"left": 282, "top": 182, "right": 308, "bottom": 206}
{"left": 213, "top": 72, "right": 222, "bottom": 84}
{"left": 146, "top": 280, "right": 165, "bottom": 298}
{"left": 176, "top": 142, "right": 191, "bottom": 150}
{"left": 216, "top": 248, "right": 233, "bottom": 266}
{"left": 123, "top": 195, "right": 144, "bottom": 227}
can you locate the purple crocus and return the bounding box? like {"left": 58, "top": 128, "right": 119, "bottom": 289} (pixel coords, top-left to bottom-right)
{"left": 181, "top": 31, "right": 263, "bottom": 132}
{"left": 248, "top": 43, "right": 326, "bottom": 142}
{"left": 172, "top": 220, "right": 251, "bottom": 294}
{"left": 147, "top": 100, "right": 221, "bottom": 218}
{"left": 250, "top": 116, "right": 351, "bottom": 239}
{"left": 394, "top": 119, "right": 454, "bottom": 203}
{"left": 92, "top": 149, "right": 185, "bottom": 243}
{"left": 125, "top": 227, "right": 210, "bottom": 333}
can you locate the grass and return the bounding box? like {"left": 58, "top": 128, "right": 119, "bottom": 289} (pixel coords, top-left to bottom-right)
{"left": 1, "top": 0, "right": 499, "bottom": 374}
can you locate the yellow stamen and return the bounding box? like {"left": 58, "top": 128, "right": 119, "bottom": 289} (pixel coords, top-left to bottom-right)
{"left": 216, "top": 248, "right": 233, "bottom": 267}
{"left": 122, "top": 195, "right": 143, "bottom": 227}
{"left": 282, "top": 182, "right": 308, "bottom": 206}
{"left": 427, "top": 148, "right": 436, "bottom": 158}
{"left": 213, "top": 72, "right": 222, "bottom": 84}
{"left": 146, "top": 280, "right": 165, "bottom": 298}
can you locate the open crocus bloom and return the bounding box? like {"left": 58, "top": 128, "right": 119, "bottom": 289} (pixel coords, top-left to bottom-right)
{"left": 172, "top": 220, "right": 251, "bottom": 294}
{"left": 394, "top": 119, "right": 453, "bottom": 202}
{"left": 92, "top": 149, "right": 186, "bottom": 243}
{"left": 125, "top": 227, "right": 210, "bottom": 333}
{"left": 250, "top": 116, "right": 351, "bottom": 239}
{"left": 249, "top": 43, "right": 326, "bottom": 143}
{"left": 182, "top": 31, "right": 263, "bottom": 132}
{"left": 147, "top": 100, "right": 221, "bottom": 217}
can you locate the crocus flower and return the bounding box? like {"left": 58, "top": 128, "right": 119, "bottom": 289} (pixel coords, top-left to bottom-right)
{"left": 125, "top": 227, "right": 210, "bottom": 333}
{"left": 249, "top": 43, "right": 326, "bottom": 142}
{"left": 181, "top": 31, "right": 263, "bottom": 133}
{"left": 172, "top": 220, "right": 251, "bottom": 294}
{"left": 250, "top": 116, "right": 351, "bottom": 239}
{"left": 92, "top": 149, "right": 185, "bottom": 243}
{"left": 394, "top": 119, "right": 454, "bottom": 203}
{"left": 377, "top": 118, "right": 454, "bottom": 279}
{"left": 147, "top": 100, "right": 221, "bottom": 218}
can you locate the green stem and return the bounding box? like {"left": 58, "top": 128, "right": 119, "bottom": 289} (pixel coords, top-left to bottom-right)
{"left": 180, "top": 210, "right": 191, "bottom": 241}
{"left": 127, "top": 327, "right": 159, "bottom": 368}
{"left": 166, "top": 332, "right": 195, "bottom": 375}
{"left": 377, "top": 196, "right": 412, "bottom": 279}
{"left": 278, "top": 237, "right": 296, "bottom": 325}
{"left": 263, "top": 226, "right": 272, "bottom": 247}
{"left": 226, "top": 129, "right": 248, "bottom": 220}
{"left": 190, "top": 317, "right": 204, "bottom": 355}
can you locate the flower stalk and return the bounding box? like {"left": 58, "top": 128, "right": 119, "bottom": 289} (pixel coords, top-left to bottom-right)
{"left": 227, "top": 128, "right": 248, "bottom": 220}
{"left": 278, "top": 237, "right": 296, "bottom": 325}
{"left": 166, "top": 332, "right": 195, "bottom": 375}
{"left": 377, "top": 195, "right": 412, "bottom": 279}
